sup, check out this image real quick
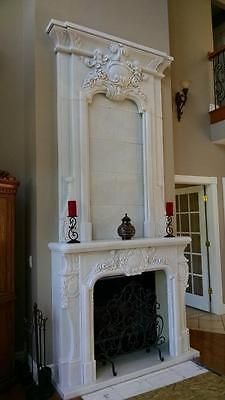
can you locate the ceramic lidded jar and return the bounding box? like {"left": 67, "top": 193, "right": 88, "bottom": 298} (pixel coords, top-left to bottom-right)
{"left": 117, "top": 213, "right": 135, "bottom": 240}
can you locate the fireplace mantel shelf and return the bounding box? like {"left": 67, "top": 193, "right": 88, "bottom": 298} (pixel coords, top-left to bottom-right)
{"left": 49, "top": 236, "right": 191, "bottom": 254}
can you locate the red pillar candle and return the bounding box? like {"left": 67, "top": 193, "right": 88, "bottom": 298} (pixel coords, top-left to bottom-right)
{"left": 166, "top": 201, "right": 173, "bottom": 216}
{"left": 68, "top": 200, "right": 77, "bottom": 217}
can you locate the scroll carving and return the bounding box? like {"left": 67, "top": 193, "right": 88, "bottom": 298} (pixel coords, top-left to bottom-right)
{"left": 86, "top": 248, "right": 170, "bottom": 286}
{"left": 82, "top": 43, "right": 147, "bottom": 102}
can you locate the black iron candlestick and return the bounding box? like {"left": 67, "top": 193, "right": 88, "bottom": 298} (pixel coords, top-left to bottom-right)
{"left": 67, "top": 216, "right": 80, "bottom": 243}
{"left": 164, "top": 215, "right": 175, "bottom": 238}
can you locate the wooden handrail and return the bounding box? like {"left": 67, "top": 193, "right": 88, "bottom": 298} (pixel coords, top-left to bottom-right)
{"left": 208, "top": 44, "right": 225, "bottom": 60}
{"left": 209, "top": 105, "right": 225, "bottom": 124}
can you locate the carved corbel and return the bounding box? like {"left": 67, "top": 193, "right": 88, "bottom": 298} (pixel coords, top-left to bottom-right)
{"left": 67, "top": 27, "right": 81, "bottom": 49}
{"left": 146, "top": 54, "right": 173, "bottom": 76}
{"left": 48, "top": 25, "right": 70, "bottom": 51}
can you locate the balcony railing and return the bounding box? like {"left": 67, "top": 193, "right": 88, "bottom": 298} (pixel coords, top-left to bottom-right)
{"left": 208, "top": 45, "right": 225, "bottom": 123}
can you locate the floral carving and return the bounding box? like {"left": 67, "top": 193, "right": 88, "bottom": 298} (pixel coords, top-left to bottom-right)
{"left": 60, "top": 255, "right": 79, "bottom": 308}
{"left": 94, "top": 248, "right": 158, "bottom": 279}
{"left": 82, "top": 43, "right": 146, "bottom": 102}
{"left": 178, "top": 256, "right": 189, "bottom": 292}
{"left": 151, "top": 256, "right": 168, "bottom": 266}
{"left": 62, "top": 254, "right": 79, "bottom": 274}
{"left": 61, "top": 275, "right": 79, "bottom": 309}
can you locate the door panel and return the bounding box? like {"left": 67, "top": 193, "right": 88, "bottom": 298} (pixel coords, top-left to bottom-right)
{"left": 176, "top": 186, "right": 210, "bottom": 311}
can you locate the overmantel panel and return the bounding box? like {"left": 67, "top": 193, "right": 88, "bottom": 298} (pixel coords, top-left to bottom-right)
{"left": 47, "top": 19, "right": 173, "bottom": 242}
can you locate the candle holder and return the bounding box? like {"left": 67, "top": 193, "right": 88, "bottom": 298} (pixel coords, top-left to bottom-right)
{"left": 67, "top": 216, "right": 80, "bottom": 243}
{"left": 164, "top": 215, "right": 175, "bottom": 238}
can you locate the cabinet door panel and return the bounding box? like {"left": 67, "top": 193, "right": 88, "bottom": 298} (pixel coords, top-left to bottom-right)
{"left": 0, "top": 300, "right": 14, "bottom": 383}
{"left": 0, "top": 196, "right": 14, "bottom": 294}
{"left": 0, "top": 177, "right": 18, "bottom": 388}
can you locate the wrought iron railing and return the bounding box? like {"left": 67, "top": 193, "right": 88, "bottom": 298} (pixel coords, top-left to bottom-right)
{"left": 209, "top": 45, "right": 225, "bottom": 109}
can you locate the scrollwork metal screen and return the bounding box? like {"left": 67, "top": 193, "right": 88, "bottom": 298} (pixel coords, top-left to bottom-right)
{"left": 94, "top": 272, "right": 165, "bottom": 375}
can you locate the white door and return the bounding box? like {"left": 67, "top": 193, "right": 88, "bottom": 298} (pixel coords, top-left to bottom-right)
{"left": 175, "top": 186, "right": 210, "bottom": 311}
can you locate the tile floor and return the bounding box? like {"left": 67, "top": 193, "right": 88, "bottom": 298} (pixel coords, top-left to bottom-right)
{"left": 82, "top": 361, "right": 207, "bottom": 400}
{"left": 186, "top": 306, "right": 225, "bottom": 334}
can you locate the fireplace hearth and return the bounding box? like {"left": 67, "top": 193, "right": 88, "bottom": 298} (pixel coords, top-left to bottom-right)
{"left": 94, "top": 273, "right": 165, "bottom": 377}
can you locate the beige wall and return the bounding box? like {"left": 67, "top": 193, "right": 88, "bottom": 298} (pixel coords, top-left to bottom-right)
{"left": 169, "top": 0, "right": 225, "bottom": 176}
{"left": 23, "top": 0, "right": 37, "bottom": 320}
{"left": 162, "top": 71, "right": 175, "bottom": 204}
{"left": 169, "top": 0, "right": 225, "bottom": 302}
{"left": 36, "top": 0, "right": 170, "bottom": 53}
{"left": 0, "top": 0, "right": 26, "bottom": 351}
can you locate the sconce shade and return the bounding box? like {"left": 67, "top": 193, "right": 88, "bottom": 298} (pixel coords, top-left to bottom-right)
{"left": 181, "top": 80, "right": 190, "bottom": 89}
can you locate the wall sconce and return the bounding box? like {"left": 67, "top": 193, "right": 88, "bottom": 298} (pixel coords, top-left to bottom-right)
{"left": 175, "top": 81, "right": 190, "bottom": 121}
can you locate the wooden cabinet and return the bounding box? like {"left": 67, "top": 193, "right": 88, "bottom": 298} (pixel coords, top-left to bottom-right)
{"left": 0, "top": 172, "right": 19, "bottom": 388}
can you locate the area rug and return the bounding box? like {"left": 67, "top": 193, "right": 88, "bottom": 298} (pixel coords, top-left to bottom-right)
{"left": 129, "top": 371, "right": 225, "bottom": 399}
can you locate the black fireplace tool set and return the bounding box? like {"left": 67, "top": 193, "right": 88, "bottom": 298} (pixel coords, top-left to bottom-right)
{"left": 20, "top": 303, "right": 54, "bottom": 399}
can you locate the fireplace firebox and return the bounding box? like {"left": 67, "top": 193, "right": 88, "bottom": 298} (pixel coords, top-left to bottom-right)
{"left": 94, "top": 272, "right": 165, "bottom": 376}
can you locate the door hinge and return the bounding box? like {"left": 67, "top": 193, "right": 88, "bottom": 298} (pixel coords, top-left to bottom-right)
{"left": 208, "top": 287, "right": 213, "bottom": 296}
{"left": 203, "top": 195, "right": 208, "bottom": 202}
{"left": 205, "top": 240, "right": 211, "bottom": 247}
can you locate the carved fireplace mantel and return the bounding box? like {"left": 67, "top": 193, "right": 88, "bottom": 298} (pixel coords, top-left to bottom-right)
{"left": 47, "top": 20, "right": 197, "bottom": 400}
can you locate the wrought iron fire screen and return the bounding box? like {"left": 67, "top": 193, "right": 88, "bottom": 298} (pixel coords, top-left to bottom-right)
{"left": 94, "top": 273, "right": 166, "bottom": 376}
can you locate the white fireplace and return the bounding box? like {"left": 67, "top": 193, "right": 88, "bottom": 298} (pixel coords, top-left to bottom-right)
{"left": 47, "top": 20, "right": 198, "bottom": 399}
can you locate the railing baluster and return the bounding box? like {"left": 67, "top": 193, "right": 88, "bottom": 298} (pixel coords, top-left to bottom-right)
{"left": 209, "top": 46, "right": 225, "bottom": 110}
{"left": 223, "top": 50, "right": 225, "bottom": 107}
{"left": 213, "top": 56, "right": 216, "bottom": 109}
